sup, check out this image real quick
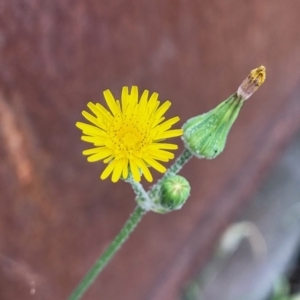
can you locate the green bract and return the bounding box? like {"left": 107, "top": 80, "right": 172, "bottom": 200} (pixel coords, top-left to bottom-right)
{"left": 182, "top": 93, "right": 243, "bottom": 159}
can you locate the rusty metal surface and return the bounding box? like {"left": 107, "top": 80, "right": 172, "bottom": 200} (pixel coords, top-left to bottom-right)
{"left": 0, "top": 1, "right": 300, "bottom": 299}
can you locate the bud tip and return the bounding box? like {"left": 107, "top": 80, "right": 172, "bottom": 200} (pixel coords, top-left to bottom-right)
{"left": 237, "top": 65, "right": 266, "bottom": 100}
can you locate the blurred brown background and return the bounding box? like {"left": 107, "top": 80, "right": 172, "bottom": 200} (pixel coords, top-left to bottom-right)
{"left": 1, "top": 1, "right": 300, "bottom": 299}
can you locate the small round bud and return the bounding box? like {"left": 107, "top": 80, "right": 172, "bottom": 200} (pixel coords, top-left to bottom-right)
{"left": 182, "top": 94, "right": 243, "bottom": 159}
{"left": 160, "top": 175, "right": 191, "bottom": 210}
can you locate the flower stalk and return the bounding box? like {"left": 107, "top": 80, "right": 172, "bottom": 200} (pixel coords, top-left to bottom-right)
{"left": 163, "top": 148, "right": 193, "bottom": 177}
{"left": 68, "top": 206, "right": 146, "bottom": 300}
{"left": 68, "top": 149, "right": 194, "bottom": 300}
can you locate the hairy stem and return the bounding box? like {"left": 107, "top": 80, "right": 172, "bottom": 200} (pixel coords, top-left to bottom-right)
{"left": 68, "top": 206, "right": 146, "bottom": 300}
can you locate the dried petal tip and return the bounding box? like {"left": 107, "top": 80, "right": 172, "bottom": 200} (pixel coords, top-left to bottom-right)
{"left": 237, "top": 66, "right": 266, "bottom": 100}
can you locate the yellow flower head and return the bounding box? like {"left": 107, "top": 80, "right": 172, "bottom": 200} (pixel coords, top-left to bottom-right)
{"left": 76, "top": 86, "right": 183, "bottom": 183}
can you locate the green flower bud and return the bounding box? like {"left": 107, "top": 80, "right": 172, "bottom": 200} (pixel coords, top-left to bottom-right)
{"left": 160, "top": 175, "right": 191, "bottom": 211}
{"left": 182, "top": 66, "right": 266, "bottom": 159}
{"left": 131, "top": 174, "right": 190, "bottom": 214}
{"left": 182, "top": 93, "right": 243, "bottom": 159}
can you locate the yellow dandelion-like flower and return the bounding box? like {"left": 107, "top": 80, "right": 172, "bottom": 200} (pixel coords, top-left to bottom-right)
{"left": 76, "top": 86, "right": 183, "bottom": 183}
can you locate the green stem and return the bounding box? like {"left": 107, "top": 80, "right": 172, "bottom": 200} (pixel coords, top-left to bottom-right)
{"left": 69, "top": 149, "right": 194, "bottom": 299}
{"left": 165, "top": 148, "right": 193, "bottom": 176}
{"left": 68, "top": 206, "right": 146, "bottom": 300}
{"left": 126, "top": 175, "right": 151, "bottom": 203}
{"left": 149, "top": 149, "right": 193, "bottom": 195}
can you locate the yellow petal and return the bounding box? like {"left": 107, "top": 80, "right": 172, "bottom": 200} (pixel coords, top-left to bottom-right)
{"left": 112, "top": 160, "right": 124, "bottom": 182}
{"left": 100, "top": 160, "right": 118, "bottom": 180}
{"left": 103, "top": 89, "right": 120, "bottom": 116}
{"left": 130, "top": 159, "right": 141, "bottom": 182}
{"left": 87, "top": 149, "right": 112, "bottom": 162}
{"left": 147, "top": 92, "right": 159, "bottom": 115}
{"left": 153, "top": 116, "right": 180, "bottom": 130}
{"left": 81, "top": 136, "right": 99, "bottom": 144}
{"left": 154, "top": 129, "right": 183, "bottom": 140}
{"left": 94, "top": 103, "right": 113, "bottom": 121}
{"left": 87, "top": 102, "right": 112, "bottom": 128}
{"left": 136, "top": 159, "right": 153, "bottom": 182}
{"left": 149, "top": 149, "right": 174, "bottom": 161}
{"left": 143, "top": 157, "right": 166, "bottom": 173}
{"left": 103, "top": 155, "right": 113, "bottom": 164}
{"left": 122, "top": 158, "right": 129, "bottom": 179}
{"left": 137, "top": 90, "right": 149, "bottom": 115}
{"left": 76, "top": 122, "right": 107, "bottom": 137}
{"left": 82, "top": 111, "right": 101, "bottom": 127}
{"left": 129, "top": 86, "right": 138, "bottom": 105}
{"left": 148, "top": 143, "right": 178, "bottom": 150}
{"left": 121, "top": 86, "right": 129, "bottom": 112}
{"left": 153, "top": 101, "right": 171, "bottom": 121}
{"left": 82, "top": 147, "right": 110, "bottom": 155}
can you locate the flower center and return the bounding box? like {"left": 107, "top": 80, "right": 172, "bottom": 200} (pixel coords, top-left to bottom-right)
{"left": 121, "top": 131, "right": 140, "bottom": 149}
{"left": 109, "top": 119, "right": 150, "bottom": 156}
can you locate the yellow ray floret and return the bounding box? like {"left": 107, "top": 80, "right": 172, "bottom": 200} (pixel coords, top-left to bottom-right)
{"left": 76, "top": 86, "right": 183, "bottom": 183}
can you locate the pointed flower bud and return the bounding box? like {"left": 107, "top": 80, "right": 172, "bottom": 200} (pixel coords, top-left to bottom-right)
{"left": 160, "top": 175, "right": 191, "bottom": 211}
{"left": 182, "top": 66, "right": 266, "bottom": 159}
{"left": 182, "top": 94, "right": 243, "bottom": 159}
